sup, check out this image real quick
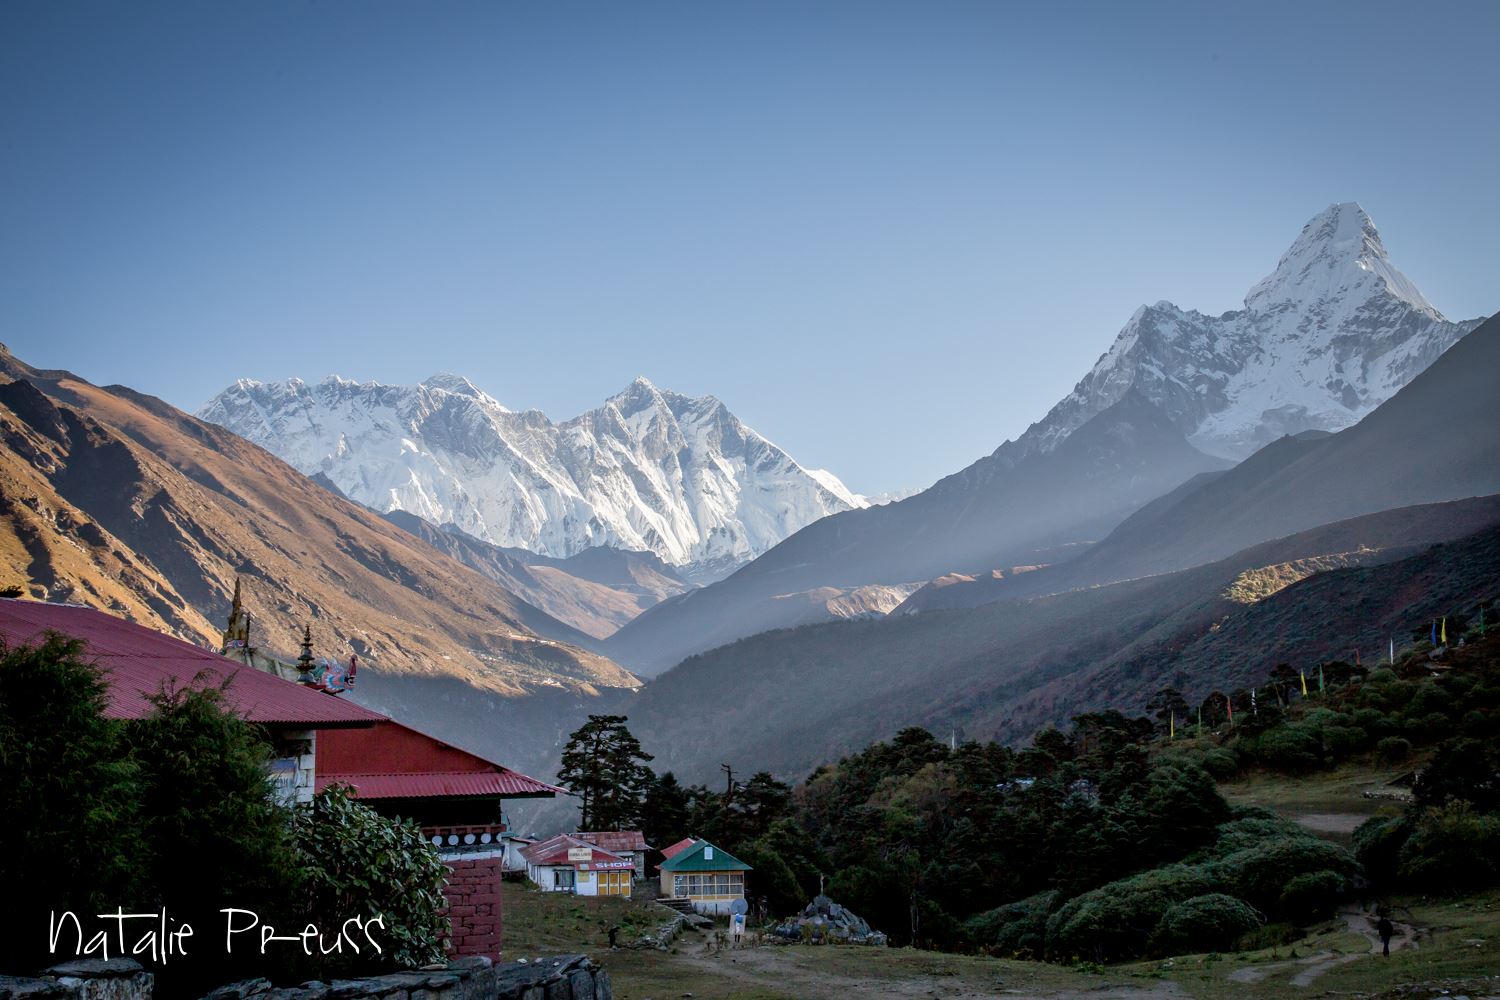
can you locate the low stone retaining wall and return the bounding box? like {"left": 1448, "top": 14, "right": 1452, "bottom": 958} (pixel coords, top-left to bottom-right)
{"left": 0, "top": 956, "right": 611, "bottom": 1000}
{"left": 0, "top": 959, "right": 153, "bottom": 1000}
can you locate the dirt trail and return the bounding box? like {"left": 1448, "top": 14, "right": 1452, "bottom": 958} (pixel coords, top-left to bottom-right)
{"left": 672, "top": 945, "right": 1183, "bottom": 999}
{"left": 1227, "top": 908, "right": 1415, "bottom": 988}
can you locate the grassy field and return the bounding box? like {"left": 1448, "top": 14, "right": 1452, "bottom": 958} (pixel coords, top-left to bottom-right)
{"left": 498, "top": 880, "right": 1500, "bottom": 999}
{"left": 497, "top": 762, "right": 1499, "bottom": 999}
{"left": 1218, "top": 759, "right": 1413, "bottom": 833}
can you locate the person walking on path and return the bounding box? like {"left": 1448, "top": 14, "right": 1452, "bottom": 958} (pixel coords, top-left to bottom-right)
{"left": 1376, "top": 915, "right": 1395, "bottom": 957}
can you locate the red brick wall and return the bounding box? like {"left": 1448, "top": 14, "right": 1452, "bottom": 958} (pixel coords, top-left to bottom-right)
{"left": 441, "top": 857, "right": 504, "bottom": 958}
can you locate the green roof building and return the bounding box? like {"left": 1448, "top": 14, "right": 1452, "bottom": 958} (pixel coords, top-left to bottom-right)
{"left": 658, "top": 839, "right": 751, "bottom": 914}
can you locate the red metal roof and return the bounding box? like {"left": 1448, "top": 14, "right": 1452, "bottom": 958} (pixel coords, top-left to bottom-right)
{"left": 0, "top": 599, "right": 384, "bottom": 727}
{"left": 316, "top": 720, "right": 564, "bottom": 799}
{"left": 576, "top": 831, "right": 651, "bottom": 853}
{"left": 520, "top": 833, "right": 628, "bottom": 867}
{"left": 660, "top": 837, "right": 697, "bottom": 860}
{"left": 317, "top": 770, "right": 562, "bottom": 799}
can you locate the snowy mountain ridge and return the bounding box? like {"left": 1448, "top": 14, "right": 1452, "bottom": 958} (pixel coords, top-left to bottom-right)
{"left": 200, "top": 373, "right": 865, "bottom": 577}
{"left": 1004, "top": 202, "right": 1483, "bottom": 464}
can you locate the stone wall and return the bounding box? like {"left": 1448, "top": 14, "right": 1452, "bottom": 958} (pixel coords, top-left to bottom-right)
{"left": 0, "top": 955, "right": 612, "bottom": 1000}
{"left": 0, "top": 958, "right": 152, "bottom": 1000}
{"left": 200, "top": 956, "right": 609, "bottom": 1000}
{"left": 442, "top": 858, "right": 504, "bottom": 959}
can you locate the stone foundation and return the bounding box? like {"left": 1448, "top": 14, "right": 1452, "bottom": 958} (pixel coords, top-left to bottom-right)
{"left": 0, "top": 956, "right": 611, "bottom": 1000}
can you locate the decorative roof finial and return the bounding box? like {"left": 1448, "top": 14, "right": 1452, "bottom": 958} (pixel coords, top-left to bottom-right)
{"left": 221, "top": 578, "right": 252, "bottom": 655}
{"left": 296, "top": 625, "right": 316, "bottom": 684}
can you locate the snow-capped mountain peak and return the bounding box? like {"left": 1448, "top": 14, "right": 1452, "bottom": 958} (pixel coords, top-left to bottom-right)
{"left": 1006, "top": 203, "right": 1481, "bottom": 461}
{"left": 199, "top": 374, "right": 865, "bottom": 577}
{"left": 419, "top": 371, "right": 505, "bottom": 406}
{"left": 1245, "top": 202, "right": 1437, "bottom": 318}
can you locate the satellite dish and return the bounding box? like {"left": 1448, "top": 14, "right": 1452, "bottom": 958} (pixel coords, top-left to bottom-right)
{"left": 729, "top": 898, "right": 749, "bottom": 915}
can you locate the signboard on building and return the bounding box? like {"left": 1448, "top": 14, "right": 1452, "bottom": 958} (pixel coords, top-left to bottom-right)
{"left": 579, "top": 860, "right": 634, "bottom": 871}
{"left": 567, "top": 846, "right": 593, "bottom": 863}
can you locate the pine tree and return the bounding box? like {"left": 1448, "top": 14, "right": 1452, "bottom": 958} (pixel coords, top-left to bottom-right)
{"left": 558, "top": 714, "right": 655, "bottom": 830}
{"left": 640, "top": 771, "right": 692, "bottom": 848}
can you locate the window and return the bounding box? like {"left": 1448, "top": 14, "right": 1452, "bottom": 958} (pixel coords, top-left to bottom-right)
{"left": 553, "top": 868, "right": 575, "bottom": 889}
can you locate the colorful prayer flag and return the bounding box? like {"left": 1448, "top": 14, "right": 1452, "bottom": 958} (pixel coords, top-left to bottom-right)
{"left": 1300, "top": 670, "right": 1308, "bottom": 696}
{"left": 1441, "top": 617, "right": 1447, "bottom": 645}
{"left": 1432, "top": 620, "right": 1438, "bottom": 645}
{"left": 1318, "top": 664, "right": 1326, "bottom": 693}
{"left": 1226, "top": 695, "right": 1234, "bottom": 726}
{"left": 1390, "top": 637, "right": 1395, "bottom": 664}
{"left": 1169, "top": 713, "right": 1175, "bottom": 740}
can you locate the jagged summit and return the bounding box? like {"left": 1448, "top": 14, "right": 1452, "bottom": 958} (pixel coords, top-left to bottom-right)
{"left": 1245, "top": 202, "right": 1437, "bottom": 318}
{"left": 420, "top": 371, "right": 496, "bottom": 401}
{"left": 200, "top": 373, "right": 864, "bottom": 574}
{"left": 1006, "top": 203, "right": 1482, "bottom": 461}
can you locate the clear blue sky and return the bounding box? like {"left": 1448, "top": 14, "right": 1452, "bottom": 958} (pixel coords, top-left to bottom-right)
{"left": 2, "top": 1, "right": 1495, "bottom": 495}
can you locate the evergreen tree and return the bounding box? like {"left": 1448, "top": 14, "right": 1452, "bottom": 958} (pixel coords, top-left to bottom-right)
{"left": 558, "top": 714, "right": 654, "bottom": 829}
{"left": 640, "top": 770, "right": 692, "bottom": 848}
{"left": 1144, "top": 687, "right": 1189, "bottom": 736}
{"left": 0, "top": 636, "right": 144, "bottom": 974}
{"left": 126, "top": 682, "right": 303, "bottom": 996}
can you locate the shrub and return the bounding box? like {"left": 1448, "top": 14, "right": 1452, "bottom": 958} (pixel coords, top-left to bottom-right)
{"left": 1322, "top": 724, "right": 1369, "bottom": 757}
{"left": 1253, "top": 725, "right": 1322, "bottom": 772}
{"left": 1200, "top": 747, "right": 1240, "bottom": 780}
{"left": 1148, "top": 893, "right": 1262, "bottom": 956}
{"left": 291, "top": 787, "right": 449, "bottom": 973}
{"left": 1376, "top": 736, "right": 1413, "bottom": 763}
{"left": 1199, "top": 816, "right": 1303, "bottom": 859}
{"left": 1207, "top": 835, "right": 1357, "bottom": 918}
{"left": 1414, "top": 738, "right": 1500, "bottom": 811}
{"left": 1278, "top": 871, "right": 1345, "bottom": 923}
{"left": 965, "top": 890, "right": 1057, "bottom": 957}
{"left": 1353, "top": 815, "right": 1413, "bottom": 889}
{"left": 1045, "top": 864, "right": 1215, "bottom": 962}
{"left": 1396, "top": 802, "right": 1500, "bottom": 892}
{"left": 1353, "top": 708, "right": 1396, "bottom": 740}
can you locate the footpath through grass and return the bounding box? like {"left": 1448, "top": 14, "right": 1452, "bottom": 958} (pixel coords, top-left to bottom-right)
{"left": 496, "top": 880, "right": 1498, "bottom": 999}
{"left": 497, "top": 882, "right": 1161, "bottom": 999}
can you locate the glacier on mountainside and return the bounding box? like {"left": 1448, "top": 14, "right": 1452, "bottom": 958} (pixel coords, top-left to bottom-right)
{"left": 200, "top": 374, "right": 865, "bottom": 576}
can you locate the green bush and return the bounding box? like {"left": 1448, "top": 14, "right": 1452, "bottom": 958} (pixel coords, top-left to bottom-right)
{"left": 1278, "top": 871, "right": 1345, "bottom": 923}
{"left": 965, "top": 890, "right": 1057, "bottom": 957}
{"left": 1148, "top": 893, "right": 1262, "bottom": 956}
{"left": 1252, "top": 725, "right": 1322, "bottom": 772}
{"left": 1199, "top": 815, "right": 1303, "bottom": 859}
{"left": 291, "top": 787, "right": 449, "bottom": 973}
{"left": 1045, "top": 864, "right": 1215, "bottom": 961}
{"left": 1200, "top": 747, "right": 1240, "bottom": 780}
{"left": 1353, "top": 815, "right": 1413, "bottom": 889}
{"left": 1396, "top": 802, "right": 1500, "bottom": 892}
{"left": 1353, "top": 708, "right": 1396, "bottom": 740}
{"left": 1322, "top": 724, "right": 1369, "bottom": 757}
{"left": 1207, "top": 835, "right": 1357, "bottom": 918}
